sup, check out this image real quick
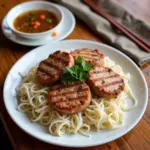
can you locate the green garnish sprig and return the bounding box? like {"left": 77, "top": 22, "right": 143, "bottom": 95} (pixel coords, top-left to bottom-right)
{"left": 61, "top": 56, "right": 91, "bottom": 84}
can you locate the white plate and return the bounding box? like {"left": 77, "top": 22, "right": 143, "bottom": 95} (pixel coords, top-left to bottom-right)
{"left": 1, "top": 5, "right": 75, "bottom": 46}
{"left": 3, "top": 40, "right": 148, "bottom": 147}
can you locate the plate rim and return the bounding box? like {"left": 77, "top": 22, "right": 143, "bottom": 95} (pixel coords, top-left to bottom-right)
{"left": 3, "top": 40, "right": 148, "bottom": 147}
{"left": 1, "top": 4, "right": 76, "bottom": 46}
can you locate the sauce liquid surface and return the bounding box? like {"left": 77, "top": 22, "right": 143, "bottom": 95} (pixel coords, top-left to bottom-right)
{"left": 13, "top": 10, "right": 58, "bottom": 33}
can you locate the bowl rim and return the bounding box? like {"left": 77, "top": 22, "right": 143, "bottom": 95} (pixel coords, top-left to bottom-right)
{"left": 6, "top": 1, "right": 63, "bottom": 36}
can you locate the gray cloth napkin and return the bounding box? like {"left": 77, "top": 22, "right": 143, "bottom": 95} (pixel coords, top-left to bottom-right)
{"left": 55, "top": 0, "right": 150, "bottom": 66}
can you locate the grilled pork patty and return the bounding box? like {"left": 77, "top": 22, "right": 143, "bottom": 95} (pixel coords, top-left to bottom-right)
{"left": 36, "top": 51, "right": 74, "bottom": 84}
{"left": 88, "top": 66, "right": 125, "bottom": 98}
{"left": 49, "top": 81, "right": 91, "bottom": 114}
{"left": 71, "top": 48, "right": 104, "bottom": 66}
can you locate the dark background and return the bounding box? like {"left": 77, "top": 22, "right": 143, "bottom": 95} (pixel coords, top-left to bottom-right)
{"left": 0, "top": 121, "right": 12, "bottom": 149}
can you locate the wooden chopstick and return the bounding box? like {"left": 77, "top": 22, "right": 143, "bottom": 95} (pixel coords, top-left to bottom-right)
{"left": 119, "top": 24, "right": 150, "bottom": 49}
{"left": 83, "top": 0, "right": 150, "bottom": 53}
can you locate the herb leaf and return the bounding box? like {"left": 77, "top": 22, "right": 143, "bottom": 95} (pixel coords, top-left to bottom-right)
{"left": 61, "top": 56, "right": 91, "bottom": 84}
{"left": 76, "top": 56, "right": 82, "bottom": 64}
{"left": 82, "top": 61, "right": 91, "bottom": 71}
{"left": 76, "top": 56, "right": 91, "bottom": 71}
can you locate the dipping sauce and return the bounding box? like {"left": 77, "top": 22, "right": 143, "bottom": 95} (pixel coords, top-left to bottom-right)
{"left": 13, "top": 10, "right": 58, "bottom": 33}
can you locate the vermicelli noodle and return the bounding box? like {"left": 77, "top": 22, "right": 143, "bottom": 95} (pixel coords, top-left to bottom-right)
{"left": 17, "top": 57, "right": 137, "bottom": 136}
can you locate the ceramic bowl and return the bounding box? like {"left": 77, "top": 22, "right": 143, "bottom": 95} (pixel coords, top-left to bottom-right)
{"left": 6, "top": 1, "right": 63, "bottom": 40}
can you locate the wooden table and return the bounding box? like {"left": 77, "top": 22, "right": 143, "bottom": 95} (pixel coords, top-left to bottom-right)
{"left": 0, "top": 0, "right": 150, "bottom": 149}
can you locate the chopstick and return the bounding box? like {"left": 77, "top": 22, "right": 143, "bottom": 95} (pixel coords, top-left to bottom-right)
{"left": 83, "top": 0, "right": 150, "bottom": 53}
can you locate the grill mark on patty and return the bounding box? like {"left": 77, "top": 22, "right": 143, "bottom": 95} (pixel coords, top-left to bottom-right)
{"left": 36, "top": 71, "right": 51, "bottom": 79}
{"left": 36, "top": 51, "right": 74, "bottom": 84}
{"left": 51, "top": 81, "right": 82, "bottom": 90}
{"left": 49, "top": 81, "right": 91, "bottom": 114}
{"left": 72, "top": 48, "right": 103, "bottom": 56}
{"left": 89, "top": 67, "right": 112, "bottom": 74}
{"left": 93, "top": 74, "right": 119, "bottom": 81}
{"left": 57, "top": 103, "right": 82, "bottom": 110}
{"left": 88, "top": 66, "right": 124, "bottom": 98}
{"left": 39, "top": 62, "right": 59, "bottom": 75}
{"left": 71, "top": 49, "right": 104, "bottom": 66}
{"left": 89, "top": 69, "right": 109, "bottom": 76}
{"left": 54, "top": 52, "right": 71, "bottom": 61}
{"left": 44, "top": 59, "right": 62, "bottom": 71}
{"left": 97, "top": 80, "right": 124, "bottom": 88}
{"left": 54, "top": 51, "right": 70, "bottom": 57}
{"left": 53, "top": 96, "right": 88, "bottom": 104}
{"left": 50, "top": 84, "right": 87, "bottom": 95}
{"left": 73, "top": 55, "right": 100, "bottom": 60}
{"left": 50, "top": 88, "right": 89, "bottom": 97}
{"left": 50, "top": 54, "right": 69, "bottom": 65}
{"left": 46, "top": 57, "right": 66, "bottom": 69}
{"left": 95, "top": 76, "right": 121, "bottom": 87}
{"left": 39, "top": 63, "right": 60, "bottom": 77}
{"left": 50, "top": 91, "right": 89, "bottom": 103}
{"left": 38, "top": 67, "right": 56, "bottom": 77}
{"left": 104, "top": 83, "right": 124, "bottom": 92}
{"left": 72, "top": 54, "right": 103, "bottom": 60}
{"left": 56, "top": 100, "right": 82, "bottom": 106}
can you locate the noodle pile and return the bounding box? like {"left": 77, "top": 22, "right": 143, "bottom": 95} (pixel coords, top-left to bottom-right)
{"left": 16, "top": 57, "right": 136, "bottom": 136}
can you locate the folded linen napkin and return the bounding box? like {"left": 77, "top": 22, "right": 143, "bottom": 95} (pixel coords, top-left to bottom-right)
{"left": 54, "top": 0, "right": 150, "bottom": 66}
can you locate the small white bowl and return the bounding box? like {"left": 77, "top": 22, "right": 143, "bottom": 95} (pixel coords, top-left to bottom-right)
{"left": 6, "top": 1, "right": 63, "bottom": 40}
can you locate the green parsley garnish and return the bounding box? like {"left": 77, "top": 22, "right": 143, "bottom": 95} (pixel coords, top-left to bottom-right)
{"left": 102, "top": 80, "right": 106, "bottom": 84}
{"left": 79, "top": 85, "right": 83, "bottom": 89}
{"left": 61, "top": 56, "right": 91, "bottom": 84}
